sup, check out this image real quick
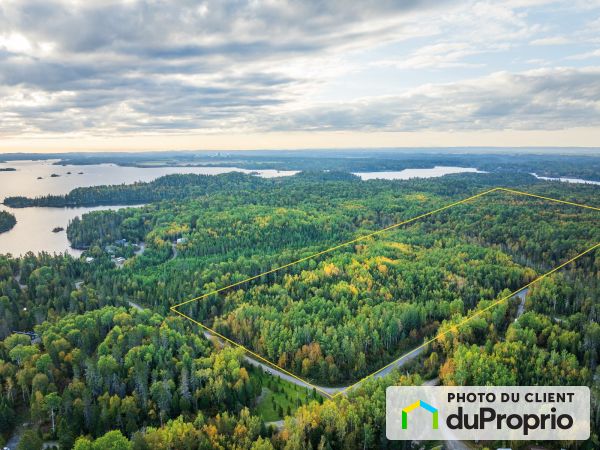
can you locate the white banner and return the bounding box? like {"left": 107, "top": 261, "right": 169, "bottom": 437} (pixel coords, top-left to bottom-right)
{"left": 386, "top": 386, "right": 590, "bottom": 441}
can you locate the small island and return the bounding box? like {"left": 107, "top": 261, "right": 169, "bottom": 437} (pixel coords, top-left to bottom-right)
{"left": 37, "top": 176, "right": 43, "bottom": 179}
{"left": 0, "top": 210, "right": 17, "bottom": 233}
{"left": 50, "top": 173, "right": 61, "bottom": 177}
{"left": 52, "top": 226, "right": 64, "bottom": 233}
{"left": 0, "top": 167, "right": 16, "bottom": 171}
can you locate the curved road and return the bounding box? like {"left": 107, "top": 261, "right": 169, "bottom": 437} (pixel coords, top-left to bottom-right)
{"left": 185, "top": 314, "right": 425, "bottom": 397}
{"left": 515, "top": 288, "right": 528, "bottom": 320}
{"left": 4, "top": 426, "right": 23, "bottom": 450}
{"left": 130, "top": 288, "right": 528, "bottom": 398}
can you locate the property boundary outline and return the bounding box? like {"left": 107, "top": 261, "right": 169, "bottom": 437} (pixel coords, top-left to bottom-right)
{"left": 170, "top": 187, "right": 600, "bottom": 399}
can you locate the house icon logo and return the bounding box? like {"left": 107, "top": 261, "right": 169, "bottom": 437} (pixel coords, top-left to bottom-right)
{"left": 402, "top": 400, "right": 438, "bottom": 429}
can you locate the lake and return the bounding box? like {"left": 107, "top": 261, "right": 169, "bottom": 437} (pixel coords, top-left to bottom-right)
{"left": 0, "top": 159, "right": 298, "bottom": 256}
{"left": 530, "top": 173, "right": 600, "bottom": 186}
{"left": 0, "top": 159, "right": 298, "bottom": 199}
{"left": 0, "top": 204, "right": 139, "bottom": 257}
{"left": 353, "top": 166, "right": 485, "bottom": 180}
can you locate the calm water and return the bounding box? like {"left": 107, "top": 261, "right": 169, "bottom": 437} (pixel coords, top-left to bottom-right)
{"left": 530, "top": 173, "right": 600, "bottom": 186}
{"left": 0, "top": 159, "right": 298, "bottom": 256}
{"left": 0, "top": 159, "right": 298, "bottom": 199}
{"left": 0, "top": 204, "right": 139, "bottom": 257}
{"left": 353, "top": 166, "right": 485, "bottom": 180}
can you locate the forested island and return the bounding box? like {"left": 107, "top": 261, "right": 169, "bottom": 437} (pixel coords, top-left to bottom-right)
{"left": 4, "top": 172, "right": 268, "bottom": 207}
{"left": 0, "top": 168, "right": 598, "bottom": 449}
{"left": 0, "top": 210, "right": 16, "bottom": 233}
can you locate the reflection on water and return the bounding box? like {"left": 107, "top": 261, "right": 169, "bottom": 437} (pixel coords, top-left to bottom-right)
{"left": 353, "top": 166, "right": 485, "bottom": 180}
{"left": 530, "top": 173, "right": 600, "bottom": 186}
{"left": 0, "top": 204, "right": 140, "bottom": 256}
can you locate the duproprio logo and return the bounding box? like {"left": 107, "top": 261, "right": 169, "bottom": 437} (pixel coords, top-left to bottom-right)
{"left": 387, "top": 387, "right": 590, "bottom": 441}
{"left": 402, "top": 400, "right": 438, "bottom": 429}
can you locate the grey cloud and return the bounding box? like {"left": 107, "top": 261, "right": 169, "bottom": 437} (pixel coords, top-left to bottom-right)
{"left": 6, "top": 0, "right": 596, "bottom": 137}
{"left": 2, "top": 0, "right": 447, "bottom": 54}
{"left": 0, "top": 0, "right": 451, "bottom": 134}
{"left": 265, "top": 68, "right": 600, "bottom": 132}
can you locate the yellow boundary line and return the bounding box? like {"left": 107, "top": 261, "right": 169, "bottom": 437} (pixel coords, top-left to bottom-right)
{"left": 496, "top": 187, "right": 600, "bottom": 212}
{"left": 336, "top": 241, "right": 600, "bottom": 398}
{"left": 170, "top": 186, "right": 599, "bottom": 399}
{"left": 170, "top": 306, "right": 337, "bottom": 397}
{"left": 171, "top": 187, "right": 501, "bottom": 311}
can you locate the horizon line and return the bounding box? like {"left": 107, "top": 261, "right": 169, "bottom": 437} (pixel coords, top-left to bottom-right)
{"left": 1, "top": 146, "right": 600, "bottom": 157}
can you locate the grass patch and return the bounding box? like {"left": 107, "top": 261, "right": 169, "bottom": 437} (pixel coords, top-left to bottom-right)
{"left": 249, "top": 367, "right": 321, "bottom": 422}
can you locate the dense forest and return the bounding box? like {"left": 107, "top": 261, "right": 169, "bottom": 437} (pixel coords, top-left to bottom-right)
{"left": 0, "top": 211, "right": 16, "bottom": 233}
{"left": 0, "top": 168, "right": 598, "bottom": 449}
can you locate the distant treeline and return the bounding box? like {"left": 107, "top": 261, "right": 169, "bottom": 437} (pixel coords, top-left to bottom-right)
{"left": 49, "top": 151, "right": 600, "bottom": 181}
{"left": 4, "top": 152, "right": 600, "bottom": 210}
{"left": 3, "top": 150, "right": 600, "bottom": 179}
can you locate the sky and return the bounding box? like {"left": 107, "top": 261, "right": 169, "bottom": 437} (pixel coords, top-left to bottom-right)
{"left": 1, "top": 0, "right": 600, "bottom": 152}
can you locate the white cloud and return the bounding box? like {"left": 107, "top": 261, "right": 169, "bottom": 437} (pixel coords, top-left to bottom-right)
{"left": 568, "top": 49, "right": 600, "bottom": 60}
{"left": 375, "top": 42, "right": 484, "bottom": 69}
{"left": 530, "top": 36, "right": 571, "bottom": 45}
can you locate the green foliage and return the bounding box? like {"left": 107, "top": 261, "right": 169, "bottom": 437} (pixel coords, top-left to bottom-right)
{"left": 74, "top": 430, "right": 131, "bottom": 450}
{"left": 17, "top": 429, "right": 43, "bottom": 450}
{"left": 0, "top": 307, "right": 258, "bottom": 444}
{"left": 0, "top": 167, "right": 598, "bottom": 448}
{"left": 0, "top": 211, "right": 16, "bottom": 233}
{"left": 251, "top": 368, "right": 313, "bottom": 421}
{"left": 5, "top": 172, "right": 266, "bottom": 208}
{"left": 77, "top": 410, "right": 264, "bottom": 450}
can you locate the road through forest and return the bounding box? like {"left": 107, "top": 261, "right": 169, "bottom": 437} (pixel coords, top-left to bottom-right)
{"left": 130, "top": 286, "right": 528, "bottom": 398}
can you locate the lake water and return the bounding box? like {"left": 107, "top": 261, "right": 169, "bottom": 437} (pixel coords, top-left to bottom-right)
{"left": 0, "top": 204, "right": 139, "bottom": 257}
{"left": 530, "top": 173, "right": 600, "bottom": 186}
{"left": 0, "top": 159, "right": 298, "bottom": 256}
{"left": 0, "top": 159, "right": 298, "bottom": 199}
{"left": 353, "top": 166, "right": 485, "bottom": 180}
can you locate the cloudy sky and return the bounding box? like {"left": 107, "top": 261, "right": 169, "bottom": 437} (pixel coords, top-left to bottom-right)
{"left": 1, "top": 0, "right": 600, "bottom": 152}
